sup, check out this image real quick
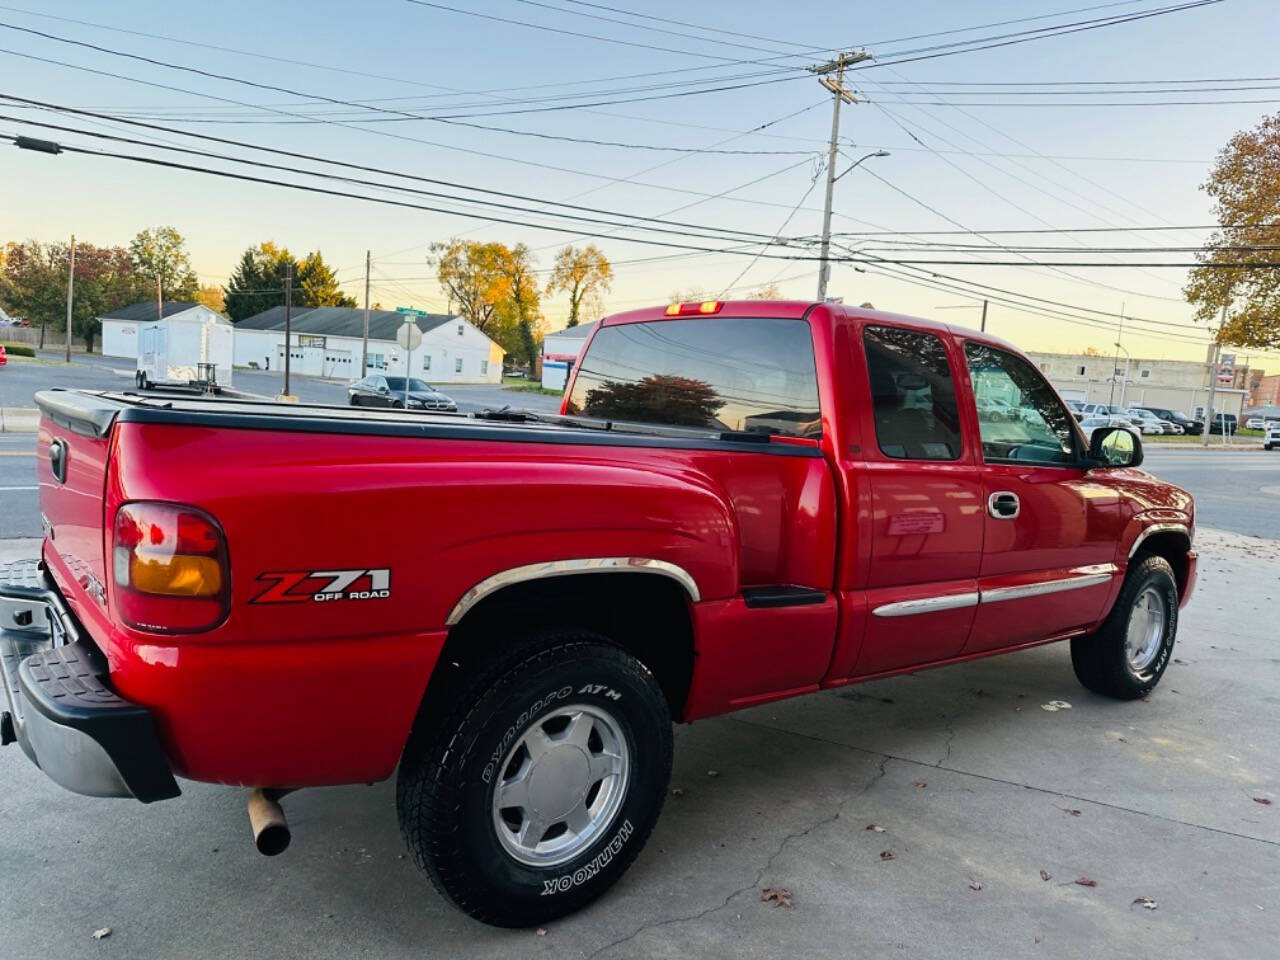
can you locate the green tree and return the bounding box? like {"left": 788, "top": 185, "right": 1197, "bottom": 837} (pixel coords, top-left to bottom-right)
{"left": 222, "top": 242, "right": 306, "bottom": 321}
{"left": 297, "top": 250, "right": 356, "bottom": 308}
{"left": 547, "top": 244, "right": 612, "bottom": 327}
{"left": 1184, "top": 111, "right": 1280, "bottom": 347}
{"left": 129, "top": 226, "right": 198, "bottom": 301}
{"left": 0, "top": 239, "right": 144, "bottom": 351}
{"left": 195, "top": 283, "right": 225, "bottom": 314}
{"left": 571, "top": 374, "right": 725, "bottom": 427}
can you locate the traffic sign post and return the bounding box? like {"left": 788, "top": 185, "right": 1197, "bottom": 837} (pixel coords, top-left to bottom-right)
{"left": 395, "top": 308, "right": 427, "bottom": 407}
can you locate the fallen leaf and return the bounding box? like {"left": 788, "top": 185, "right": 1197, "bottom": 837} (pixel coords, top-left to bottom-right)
{"left": 1132, "top": 896, "right": 1158, "bottom": 910}
{"left": 1040, "top": 869, "right": 1052, "bottom": 881}
{"left": 1253, "top": 797, "right": 1272, "bottom": 806}
{"left": 1063, "top": 808, "right": 1082, "bottom": 817}
{"left": 866, "top": 824, "right": 886, "bottom": 833}
{"left": 880, "top": 849, "right": 895, "bottom": 861}
{"left": 536, "top": 928, "right": 547, "bottom": 937}
{"left": 911, "top": 781, "right": 927, "bottom": 790}
{"left": 92, "top": 928, "right": 111, "bottom": 941}
{"left": 1041, "top": 700, "right": 1073, "bottom": 712}
{"left": 1075, "top": 876, "right": 1098, "bottom": 887}
{"left": 969, "top": 879, "right": 983, "bottom": 891}
{"left": 670, "top": 788, "right": 684, "bottom": 797}
{"left": 761, "top": 887, "right": 793, "bottom": 908}
{"left": 707, "top": 770, "right": 720, "bottom": 778}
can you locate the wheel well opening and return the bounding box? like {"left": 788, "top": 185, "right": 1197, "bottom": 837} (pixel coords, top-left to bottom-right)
{"left": 424, "top": 572, "right": 696, "bottom": 724}
{"left": 1133, "top": 532, "right": 1192, "bottom": 597}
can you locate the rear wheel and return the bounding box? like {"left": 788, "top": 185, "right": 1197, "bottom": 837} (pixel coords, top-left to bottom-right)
{"left": 1071, "top": 555, "right": 1178, "bottom": 699}
{"left": 396, "top": 636, "right": 672, "bottom": 927}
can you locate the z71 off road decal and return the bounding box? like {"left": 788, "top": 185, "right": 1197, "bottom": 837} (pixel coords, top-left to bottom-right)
{"left": 251, "top": 568, "right": 391, "bottom": 604}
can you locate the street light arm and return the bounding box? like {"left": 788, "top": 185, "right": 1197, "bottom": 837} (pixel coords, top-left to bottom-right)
{"left": 835, "top": 150, "right": 890, "bottom": 182}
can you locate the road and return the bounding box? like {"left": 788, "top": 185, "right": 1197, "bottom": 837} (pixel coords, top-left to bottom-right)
{"left": 1139, "top": 447, "right": 1280, "bottom": 541}
{"left": 1, "top": 526, "right": 1276, "bottom": 959}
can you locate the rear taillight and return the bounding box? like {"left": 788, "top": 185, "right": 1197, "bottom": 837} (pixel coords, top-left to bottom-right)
{"left": 112, "top": 502, "right": 230, "bottom": 633}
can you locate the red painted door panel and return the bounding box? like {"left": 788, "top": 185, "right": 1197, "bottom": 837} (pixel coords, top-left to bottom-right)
{"left": 966, "top": 464, "right": 1121, "bottom": 653}
{"left": 846, "top": 322, "right": 984, "bottom": 677}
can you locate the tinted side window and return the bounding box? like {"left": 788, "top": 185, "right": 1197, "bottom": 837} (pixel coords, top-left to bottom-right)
{"left": 862, "top": 326, "right": 962, "bottom": 461}
{"left": 565, "top": 316, "right": 821, "bottom": 437}
{"left": 964, "top": 342, "right": 1076, "bottom": 465}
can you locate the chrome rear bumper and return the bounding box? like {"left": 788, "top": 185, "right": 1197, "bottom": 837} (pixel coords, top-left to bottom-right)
{"left": 0, "top": 559, "right": 179, "bottom": 803}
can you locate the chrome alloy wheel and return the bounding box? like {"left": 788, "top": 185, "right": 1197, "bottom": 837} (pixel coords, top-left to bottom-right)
{"left": 1125, "top": 586, "right": 1167, "bottom": 674}
{"left": 491, "top": 704, "right": 629, "bottom": 867}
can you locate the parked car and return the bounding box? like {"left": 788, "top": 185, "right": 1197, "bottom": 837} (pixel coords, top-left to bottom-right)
{"left": 1078, "top": 415, "right": 1139, "bottom": 440}
{"left": 1080, "top": 402, "right": 1140, "bottom": 429}
{"left": 1246, "top": 417, "right": 1265, "bottom": 430}
{"left": 1207, "top": 413, "right": 1238, "bottom": 435}
{"left": 0, "top": 344, "right": 6, "bottom": 366}
{"left": 1264, "top": 421, "right": 1280, "bottom": 450}
{"left": 348, "top": 375, "right": 457, "bottom": 411}
{"left": 1132, "top": 406, "right": 1201, "bottom": 436}
{"left": 2, "top": 300, "right": 1196, "bottom": 928}
{"left": 1125, "top": 408, "right": 1167, "bottom": 435}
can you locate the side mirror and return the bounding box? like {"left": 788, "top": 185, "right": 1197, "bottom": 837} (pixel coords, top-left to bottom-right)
{"left": 377, "top": 385, "right": 389, "bottom": 395}
{"left": 1089, "top": 426, "right": 1142, "bottom": 468}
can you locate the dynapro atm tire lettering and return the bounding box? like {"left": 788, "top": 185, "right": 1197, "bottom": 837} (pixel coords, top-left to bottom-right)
{"left": 251, "top": 568, "right": 391, "bottom": 604}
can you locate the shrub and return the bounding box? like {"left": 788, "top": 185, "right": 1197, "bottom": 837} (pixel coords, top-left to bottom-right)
{"left": 1, "top": 343, "right": 35, "bottom": 357}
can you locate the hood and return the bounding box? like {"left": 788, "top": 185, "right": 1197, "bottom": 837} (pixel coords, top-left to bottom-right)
{"left": 407, "top": 389, "right": 450, "bottom": 402}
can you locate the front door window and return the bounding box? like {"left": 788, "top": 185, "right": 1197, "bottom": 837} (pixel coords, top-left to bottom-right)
{"left": 964, "top": 343, "right": 1076, "bottom": 466}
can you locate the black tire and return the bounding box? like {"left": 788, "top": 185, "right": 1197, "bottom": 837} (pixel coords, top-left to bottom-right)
{"left": 392, "top": 400, "right": 404, "bottom": 409}
{"left": 349, "top": 395, "right": 360, "bottom": 406}
{"left": 1070, "top": 555, "right": 1178, "bottom": 700}
{"left": 396, "top": 636, "right": 672, "bottom": 927}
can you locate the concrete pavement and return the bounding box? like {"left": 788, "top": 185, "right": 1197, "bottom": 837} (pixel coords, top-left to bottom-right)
{"left": 0, "top": 528, "right": 1276, "bottom": 958}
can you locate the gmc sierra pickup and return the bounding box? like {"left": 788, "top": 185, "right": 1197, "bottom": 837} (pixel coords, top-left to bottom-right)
{"left": 0, "top": 299, "right": 1195, "bottom": 927}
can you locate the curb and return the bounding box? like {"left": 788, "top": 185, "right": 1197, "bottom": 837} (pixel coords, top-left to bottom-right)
{"left": 0, "top": 407, "right": 39, "bottom": 433}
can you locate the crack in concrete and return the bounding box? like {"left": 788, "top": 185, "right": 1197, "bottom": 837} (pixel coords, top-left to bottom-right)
{"left": 936, "top": 715, "right": 956, "bottom": 767}
{"left": 584, "top": 755, "right": 891, "bottom": 959}
{"left": 728, "top": 716, "right": 1280, "bottom": 849}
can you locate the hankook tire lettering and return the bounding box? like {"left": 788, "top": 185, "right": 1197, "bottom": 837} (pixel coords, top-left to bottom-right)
{"left": 540, "top": 820, "right": 634, "bottom": 895}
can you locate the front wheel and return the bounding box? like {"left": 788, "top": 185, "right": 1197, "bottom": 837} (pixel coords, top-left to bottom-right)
{"left": 1071, "top": 555, "right": 1178, "bottom": 699}
{"left": 396, "top": 637, "right": 672, "bottom": 927}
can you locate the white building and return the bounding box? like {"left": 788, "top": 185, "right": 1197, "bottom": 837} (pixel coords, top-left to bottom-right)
{"left": 100, "top": 301, "right": 216, "bottom": 359}
{"left": 233, "top": 306, "right": 503, "bottom": 384}
{"left": 1030, "top": 351, "right": 1247, "bottom": 419}
{"left": 540, "top": 321, "right": 597, "bottom": 391}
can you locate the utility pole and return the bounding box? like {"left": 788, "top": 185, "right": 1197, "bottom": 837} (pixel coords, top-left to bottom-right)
{"left": 64, "top": 234, "right": 75, "bottom": 362}
{"left": 362, "top": 249, "right": 371, "bottom": 376}
{"left": 980, "top": 299, "right": 988, "bottom": 332}
{"left": 283, "top": 262, "right": 293, "bottom": 398}
{"left": 812, "top": 49, "right": 872, "bottom": 302}
{"left": 1201, "top": 299, "right": 1229, "bottom": 448}
{"left": 156, "top": 274, "right": 163, "bottom": 323}
{"left": 1108, "top": 303, "right": 1126, "bottom": 407}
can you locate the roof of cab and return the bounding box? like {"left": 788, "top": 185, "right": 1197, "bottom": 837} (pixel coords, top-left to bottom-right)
{"left": 598, "top": 299, "right": 1023, "bottom": 354}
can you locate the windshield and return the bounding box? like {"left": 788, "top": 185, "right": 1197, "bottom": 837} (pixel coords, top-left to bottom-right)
{"left": 383, "top": 378, "right": 432, "bottom": 392}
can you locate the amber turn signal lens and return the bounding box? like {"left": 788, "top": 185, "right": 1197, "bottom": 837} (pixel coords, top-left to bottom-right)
{"left": 129, "top": 550, "right": 223, "bottom": 597}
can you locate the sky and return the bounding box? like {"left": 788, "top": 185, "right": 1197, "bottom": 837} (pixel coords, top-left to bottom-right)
{"left": 2, "top": 0, "right": 1279, "bottom": 365}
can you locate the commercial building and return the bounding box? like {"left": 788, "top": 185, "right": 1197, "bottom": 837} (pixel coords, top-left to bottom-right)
{"left": 1030, "top": 351, "right": 1247, "bottom": 419}
{"left": 541, "top": 321, "right": 597, "bottom": 391}
{"left": 233, "top": 306, "right": 503, "bottom": 384}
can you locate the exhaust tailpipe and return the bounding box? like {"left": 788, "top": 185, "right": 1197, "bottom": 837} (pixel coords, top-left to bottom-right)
{"left": 247, "top": 788, "right": 291, "bottom": 856}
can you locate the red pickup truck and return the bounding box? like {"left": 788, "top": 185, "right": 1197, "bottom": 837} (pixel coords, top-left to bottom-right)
{"left": 0, "top": 300, "right": 1195, "bottom": 927}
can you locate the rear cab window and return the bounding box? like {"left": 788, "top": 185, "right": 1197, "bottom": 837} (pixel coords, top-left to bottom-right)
{"left": 862, "top": 325, "right": 963, "bottom": 461}
{"left": 565, "top": 316, "right": 821, "bottom": 438}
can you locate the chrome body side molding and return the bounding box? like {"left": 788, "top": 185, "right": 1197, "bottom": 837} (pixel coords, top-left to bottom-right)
{"left": 1128, "top": 523, "right": 1192, "bottom": 558}
{"left": 979, "top": 564, "right": 1117, "bottom": 604}
{"left": 871, "top": 592, "right": 980, "bottom": 618}
{"left": 870, "top": 564, "right": 1119, "bottom": 617}
{"left": 446, "top": 557, "right": 701, "bottom": 626}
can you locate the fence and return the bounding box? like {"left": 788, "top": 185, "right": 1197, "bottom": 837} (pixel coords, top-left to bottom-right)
{"left": 0, "top": 325, "right": 93, "bottom": 350}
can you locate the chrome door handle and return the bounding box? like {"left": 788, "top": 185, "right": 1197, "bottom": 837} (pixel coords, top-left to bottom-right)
{"left": 987, "top": 491, "right": 1020, "bottom": 519}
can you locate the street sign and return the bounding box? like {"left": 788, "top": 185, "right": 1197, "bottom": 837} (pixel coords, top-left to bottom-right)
{"left": 1218, "top": 352, "right": 1236, "bottom": 384}
{"left": 395, "top": 306, "right": 430, "bottom": 317}
{"left": 396, "top": 322, "right": 423, "bottom": 351}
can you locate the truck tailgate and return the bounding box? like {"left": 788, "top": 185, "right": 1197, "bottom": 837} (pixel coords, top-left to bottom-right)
{"left": 34, "top": 391, "right": 121, "bottom": 617}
